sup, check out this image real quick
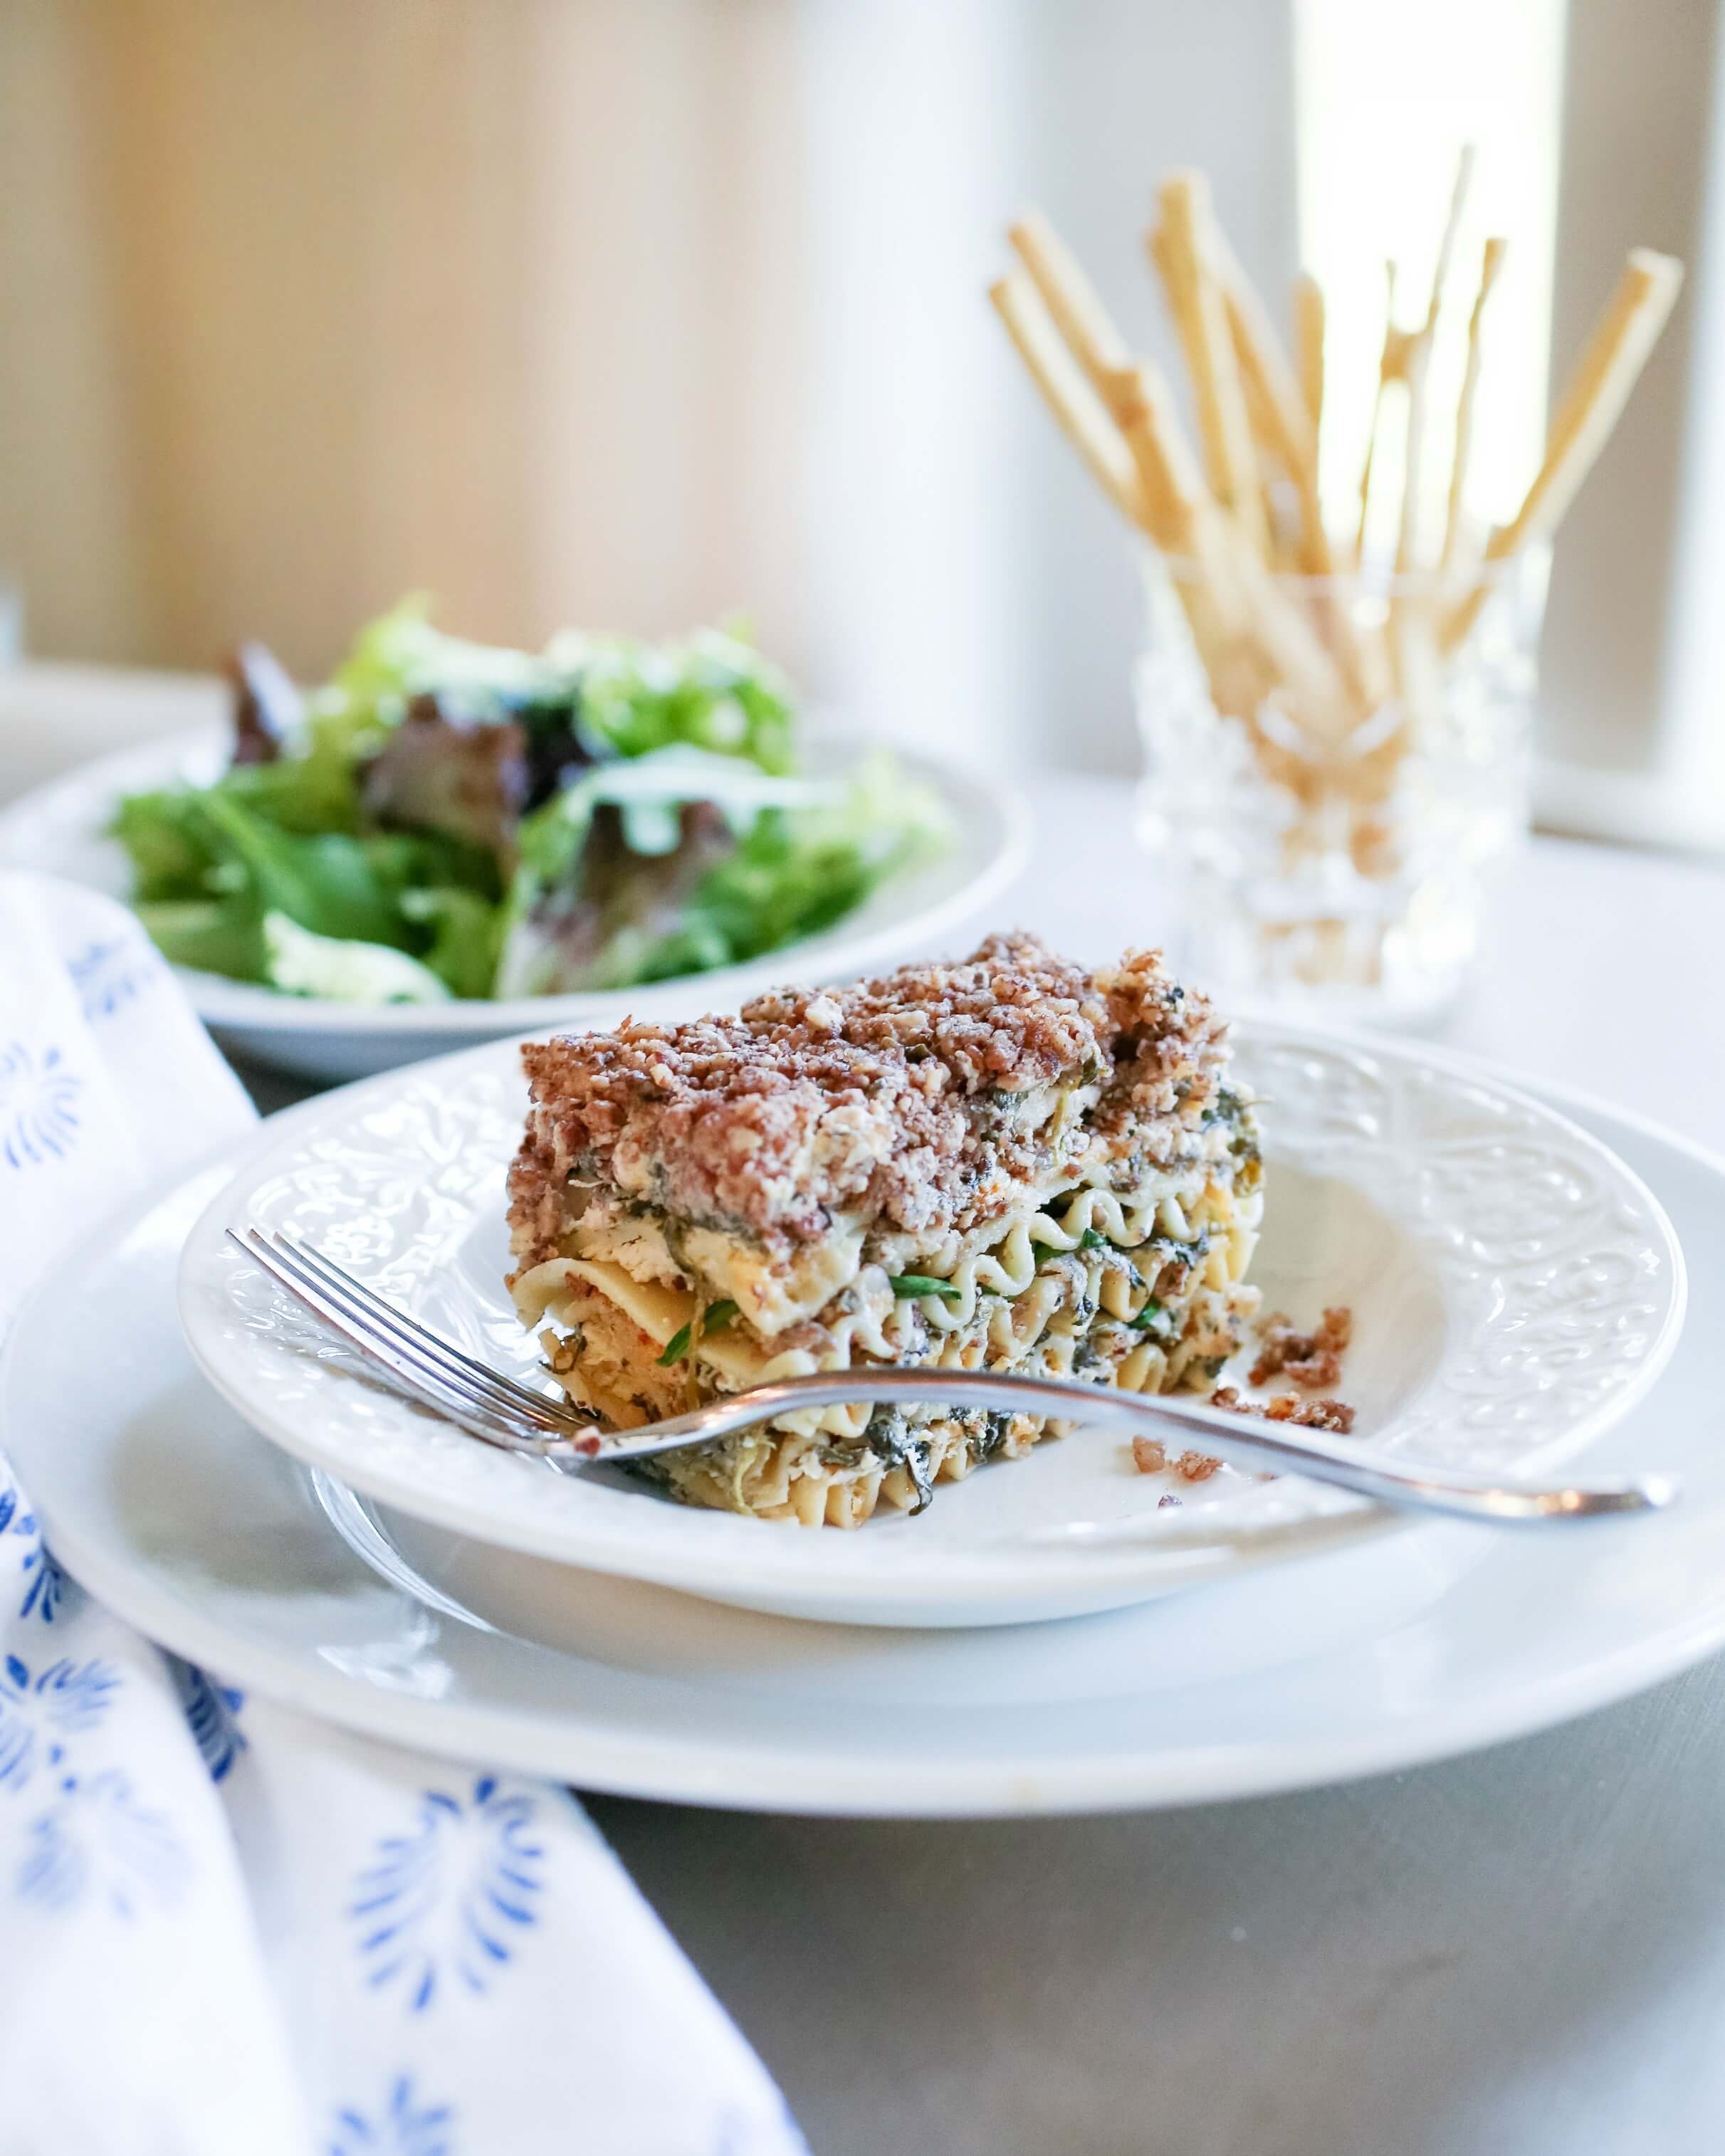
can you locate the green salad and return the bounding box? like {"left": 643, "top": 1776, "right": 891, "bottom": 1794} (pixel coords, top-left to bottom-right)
{"left": 115, "top": 599, "right": 946, "bottom": 1003}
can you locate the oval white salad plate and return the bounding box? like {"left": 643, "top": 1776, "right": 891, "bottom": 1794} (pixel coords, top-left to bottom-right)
{"left": 1, "top": 1082, "right": 1717, "bottom": 1816}
{"left": 0, "top": 723, "right": 1029, "bottom": 1080}
{"left": 173, "top": 1021, "right": 1684, "bottom": 1628}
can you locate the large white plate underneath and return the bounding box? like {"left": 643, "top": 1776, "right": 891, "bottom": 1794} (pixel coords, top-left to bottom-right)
{"left": 3, "top": 1083, "right": 1719, "bottom": 1816}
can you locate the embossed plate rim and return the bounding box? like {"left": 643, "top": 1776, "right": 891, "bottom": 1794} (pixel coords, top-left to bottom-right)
{"left": 172, "top": 1019, "right": 1686, "bottom": 1625}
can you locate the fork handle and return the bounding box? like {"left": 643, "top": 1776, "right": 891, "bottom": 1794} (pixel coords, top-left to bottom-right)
{"left": 588, "top": 1367, "right": 1675, "bottom": 1525}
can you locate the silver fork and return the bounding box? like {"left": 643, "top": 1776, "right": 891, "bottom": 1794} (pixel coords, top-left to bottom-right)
{"left": 229, "top": 1226, "right": 1679, "bottom": 1527}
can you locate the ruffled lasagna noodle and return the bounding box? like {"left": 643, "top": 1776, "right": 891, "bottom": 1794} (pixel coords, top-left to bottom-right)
{"left": 507, "top": 934, "right": 1263, "bottom": 1527}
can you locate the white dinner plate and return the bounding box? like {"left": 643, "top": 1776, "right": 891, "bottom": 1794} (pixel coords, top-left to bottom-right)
{"left": 0, "top": 724, "right": 1029, "bottom": 1080}
{"left": 1, "top": 1079, "right": 1719, "bottom": 1818}
{"left": 173, "top": 1021, "right": 1684, "bottom": 1626}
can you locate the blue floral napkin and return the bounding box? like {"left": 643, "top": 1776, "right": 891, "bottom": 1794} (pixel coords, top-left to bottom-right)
{"left": 0, "top": 871, "right": 807, "bottom": 2156}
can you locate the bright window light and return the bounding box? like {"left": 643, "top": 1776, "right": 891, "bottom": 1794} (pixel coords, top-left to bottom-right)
{"left": 1293, "top": 0, "right": 1568, "bottom": 559}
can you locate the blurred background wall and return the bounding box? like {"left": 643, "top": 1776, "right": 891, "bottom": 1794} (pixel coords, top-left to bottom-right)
{"left": 0, "top": 0, "right": 807, "bottom": 675}
{"left": 0, "top": 0, "right": 1721, "bottom": 843}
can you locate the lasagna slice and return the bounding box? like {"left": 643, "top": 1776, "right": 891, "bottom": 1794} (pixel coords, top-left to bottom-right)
{"left": 507, "top": 933, "right": 1263, "bottom": 1527}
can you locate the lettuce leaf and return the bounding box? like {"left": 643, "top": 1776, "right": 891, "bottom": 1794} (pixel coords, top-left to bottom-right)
{"left": 192, "top": 794, "right": 413, "bottom": 947}
{"left": 132, "top": 897, "right": 266, "bottom": 980}
{"left": 319, "top": 594, "right": 567, "bottom": 745}
{"left": 113, "top": 788, "right": 219, "bottom": 902}
{"left": 624, "top": 752, "right": 947, "bottom": 983}
{"left": 112, "top": 789, "right": 490, "bottom": 983}
{"left": 114, "top": 599, "right": 943, "bottom": 1001}
{"left": 545, "top": 626, "right": 795, "bottom": 773}
{"left": 261, "top": 911, "right": 451, "bottom": 1004}
{"left": 399, "top": 886, "right": 505, "bottom": 1000}
{"left": 496, "top": 747, "right": 946, "bottom": 995}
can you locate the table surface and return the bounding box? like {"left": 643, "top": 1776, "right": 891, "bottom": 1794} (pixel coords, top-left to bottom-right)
{"left": 9, "top": 666, "right": 1725, "bottom": 2156}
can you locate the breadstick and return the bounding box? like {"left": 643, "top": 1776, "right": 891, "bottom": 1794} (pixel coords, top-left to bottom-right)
{"left": 1102, "top": 359, "right": 1258, "bottom": 637}
{"left": 1294, "top": 272, "right": 1325, "bottom": 432}
{"left": 1001, "top": 208, "right": 1326, "bottom": 708}
{"left": 1100, "top": 359, "right": 1255, "bottom": 662}
{"left": 1102, "top": 362, "right": 1278, "bottom": 732}
{"left": 1102, "top": 357, "right": 1352, "bottom": 735}
{"left": 1440, "top": 247, "right": 1684, "bottom": 651}
{"left": 1214, "top": 246, "right": 1328, "bottom": 572}
{"left": 1167, "top": 216, "right": 1385, "bottom": 700}
{"left": 1217, "top": 256, "right": 1395, "bottom": 700}
{"left": 1442, "top": 236, "right": 1508, "bottom": 572}
{"left": 1007, "top": 211, "right": 1219, "bottom": 554}
{"left": 1354, "top": 261, "right": 1404, "bottom": 564}
{"left": 1122, "top": 358, "right": 1352, "bottom": 723}
{"left": 1232, "top": 544, "right": 1357, "bottom": 739}
{"left": 1143, "top": 222, "right": 1269, "bottom": 559}
{"left": 1153, "top": 174, "right": 1267, "bottom": 554}
{"left": 1010, "top": 210, "right": 1208, "bottom": 536}
{"left": 992, "top": 169, "right": 1679, "bottom": 940}
{"left": 1145, "top": 226, "right": 1274, "bottom": 558}
{"left": 1425, "top": 149, "right": 1475, "bottom": 335}
{"left": 988, "top": 275, "right": 1146, "bottom": 529}
{"left": 1396, "top": 147, "right": 1474, "bottom": 578}
{"left": 1097, "top": 360, "right": 1206, "bottom": 550}
{"left": 1007, "top": 209, "right": 1132, "bottom": 399}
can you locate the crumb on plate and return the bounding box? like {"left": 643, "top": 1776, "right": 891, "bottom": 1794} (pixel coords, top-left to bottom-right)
{"left": 1211, "top": 1384, "right": 1356, "bottom": 1434}
{"left": 1131, "top": 1434, "right": 1222, "bottom": 1481}
{"left": 1249, "top": 1305, "right": 1353, "bottom": 1390}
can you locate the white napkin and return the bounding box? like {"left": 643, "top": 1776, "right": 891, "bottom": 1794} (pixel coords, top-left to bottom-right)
{"left": 0, "top": 871, "right": 807, "bottom": 2156}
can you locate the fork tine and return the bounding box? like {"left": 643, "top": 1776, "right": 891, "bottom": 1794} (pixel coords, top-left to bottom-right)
{"left": 272, "top": 1229, "right": 579, "bottom": 1434}
{"left": 234, "top": 1229, "right": 524, "bottom": 1438}
{"left": 232, "top": 1229, "right": 595, "bottom": 1461}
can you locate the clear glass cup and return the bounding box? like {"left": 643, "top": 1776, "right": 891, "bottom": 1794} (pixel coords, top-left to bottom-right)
{"left": 1133, "top": 545, "right": 1549, "bottom": 1029}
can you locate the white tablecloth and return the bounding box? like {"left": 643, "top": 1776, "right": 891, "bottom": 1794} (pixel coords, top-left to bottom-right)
{"left": 594, "top": 777, "right": 1725, "bottom": 2156}
{"left": 7, "top": 663, "right": 1725, "bottom": 2155}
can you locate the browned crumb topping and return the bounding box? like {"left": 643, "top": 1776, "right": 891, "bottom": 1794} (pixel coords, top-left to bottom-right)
{"left": 1131, "top": 1436, "right": 1222, "bottom": 1481}
{"left": 509, "top": 932, "right": 1232, "bottom": 1259}
{"left": 1249, "top": 1305, "right": 1353, "bottom": 1390}
{"left": 1210, "top": 1385, "right": 1356, "bottom": 1434}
